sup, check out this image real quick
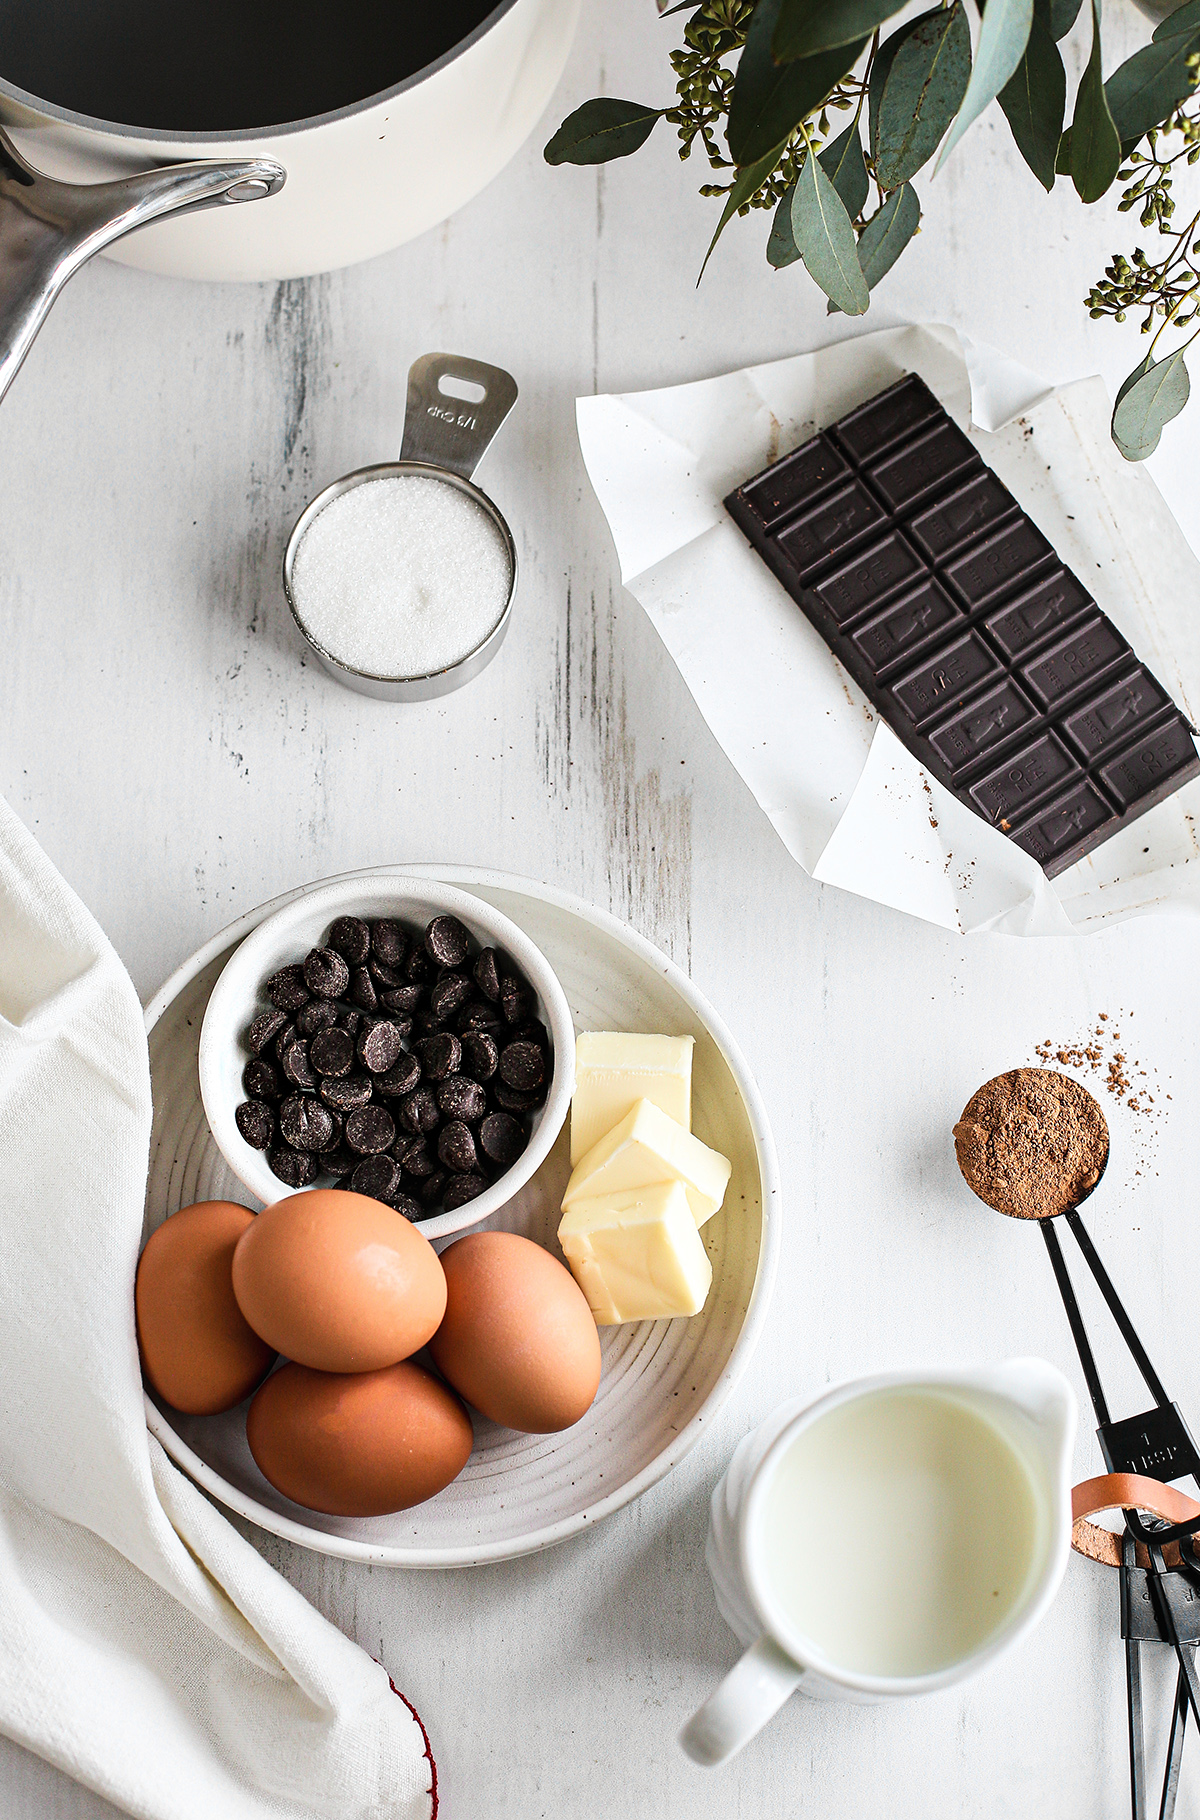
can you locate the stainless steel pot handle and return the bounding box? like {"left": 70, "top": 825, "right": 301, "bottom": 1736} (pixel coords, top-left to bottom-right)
{"left": 399, "top": 352, "right": 518, "bottom": 479}
{"left": 0, "top": 127, "right": 285, "bottom": 406}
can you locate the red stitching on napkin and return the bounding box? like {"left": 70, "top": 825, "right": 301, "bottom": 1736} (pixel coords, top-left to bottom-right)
{"left": 388, "top": 1676, "right": 439, "bottom": 1819}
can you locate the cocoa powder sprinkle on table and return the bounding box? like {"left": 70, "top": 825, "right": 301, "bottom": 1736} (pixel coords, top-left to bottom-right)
{"left": 954, "top": 1068, "right": 1110, "bottom": 1221}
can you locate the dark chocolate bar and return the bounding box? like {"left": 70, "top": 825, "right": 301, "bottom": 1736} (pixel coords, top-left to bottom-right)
{"left": 725, "top": 373, "right": 1199, "bottom": 877}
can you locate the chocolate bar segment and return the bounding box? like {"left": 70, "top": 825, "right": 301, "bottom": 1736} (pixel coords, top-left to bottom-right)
{"left": 968, "top": 733, "right": 1080, "bottom": 827}
{"left": 850, "top": 578, "right": 962, "bottom": 678}
{"left": 810, "top": 531, "right": 925, "bottom": 626}
{"left": 863, "top": 417, "right": 980, "bottom": 515}
{"left": 724, "top": 371, "right": 1200, "bottom": 877}
{"left": 984, "top": 570, "right": 1093, "bottom": 661}
{"left": 776, "top": 479, "right": 887, "bottom": 580}
{"left": 741, "top": 433, "right": 850, "bottom": 528}
{"left": 908, "top": 471, "right": 1019, "bottom": 564}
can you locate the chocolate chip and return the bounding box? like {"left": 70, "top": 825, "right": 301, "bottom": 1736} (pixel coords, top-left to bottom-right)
{"left": 424, "top": 914, "right": 471, "bottom": 968}
{"left": 442, "top": 1173, "right": 488, "bottom": 1210}
{"left": 379, "top": 982, "right": 425, "bottom": 1015}
{"left": 419, "top": 1170, "right": 449, "bottom": 1207}
{"left": 429, "top": 973, "right": 474, "bottom": 1022}
{"left": 396, "top": 1086, "right": 440, "bottom": 1135}
{"left": 280, "top": 1040, "right": 317, "bottom": 1091}
{"left": 370, "top": 920, "right": 407, "bottom": 969}
{"left": 266, "top": 964, "right": 310, "bottom": 1012}
{"left": 310, "top": 1027, "right": 356, "bottom": 1078}
{"left": 412, "top": 1010, "right": 442, "bottom": 1039}
{"left": 473, "top": 948, "right": 502, "bottom": 1003}
{"left": 246, "top": 1009, "right": 288, "bottom": 1054}
{"left": 498, "top": 1040, "right": 545, "bottom": 1092}
{"left": 339, "top": 1008, "right": 365, "bottom": 1037}
{"left": 346, "top": 1104, "right": 396, "bottom": 1155}
{"left": 438, "top": 1120, "right": 478, "bottom": 1174}
{"left": 460, "top": 1030, "right": 499, "bottom": 1082}
{"left": 397, "top": 1137, "right": 436, "bottom": 1179}
{"left": 375, "top": 1052, "right": 422, "bottom": 1097}
{"left": 296, "top": 998, "right": 339, "bottom": 1037}
{"left": 392, "top": 1193, "right": 422, "bottom": 1222}
{"left": 272, "top": 1022, "right": 298, "bottom": 1063}
{"left": 279, "top": 1094, "right": 335, "bottom": 1153}
{"left": 499, "top": 974, "right": 534, "bottom": 1025}
{"left": 242, "top": 1057, "right": 281, "bottom": 1101}
{"left": 319, "top": 1074, "right": 374, "bottom": 1113}
{"left": 303, "top": 946, "right": 351, "bottom": 999}
{"left": 480, "top": 1111, "right": 528, "bottom": 1167}
{"left": 235, "top": 1099, "right": 275, "bottom": 1149}
{"left": 324, "top": 1151, "right": 357, "bottom": 1181}
{"left": 404, "top": 945, "right": 433, "bottom": 984}
{"left": 437, "top": 1077, "right": 487, "bottom": 1123}
{"left": 491, "top": 1081, "right": 545, "bottom": 1113}
{"left": 358, "top": 1020, "right": 404, "bottom": 1074}
{"left": 368, "top": 958, "right": 405, "bottom": 989}
{"left": 350, "top": 1155, "right": 402, "bottom": 1202}
{"left": 268, "top": 1145, "right": 318, "bottom": 1188}
{"left": 349, "top": 966, "right": 378, "bottom": 1011}
{"left": 328, "top": 915, "right": 370, "bottom": 965}
{"left": 414, "top": 1032, "right": 461, "bottom": 1080}
{"left": 457, "top": 1001, "right": 504, "bottom": 1035}
{"left": 509, "top": 1018, "right": 550, "bottom": 1053}
{"left": 318, "top": 1111, "right": 345, "bottom": 1153}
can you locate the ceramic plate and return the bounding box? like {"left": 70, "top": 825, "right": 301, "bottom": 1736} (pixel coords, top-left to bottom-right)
{"left": 143, "top": 866, "right": 781, "bottom": 1567}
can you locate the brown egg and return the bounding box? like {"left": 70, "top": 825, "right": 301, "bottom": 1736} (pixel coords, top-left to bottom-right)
{"left": 136, "top": 1201, "right": 275, "bottom": 1415}
{"left": 429, "top": 1231, "right": 602, "bottom": 1433}
{"left": 231, "top": 1188, "right": 446, "bottom": 1372}
{"left": 246, "top": 1359, "right": 473, "bottom": 1516}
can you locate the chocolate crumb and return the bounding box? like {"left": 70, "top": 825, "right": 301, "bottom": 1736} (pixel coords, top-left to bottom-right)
{"left": 954, "top": 1068, "right": 1109, "bottom": 1221}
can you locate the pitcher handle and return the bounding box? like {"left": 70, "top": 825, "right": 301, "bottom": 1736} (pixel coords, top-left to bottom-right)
{"left": 0, "top": 128, "right": 285, "bottom": 407}
{"left": 679, "top": 1636, "right": 804, "bottom": 1767}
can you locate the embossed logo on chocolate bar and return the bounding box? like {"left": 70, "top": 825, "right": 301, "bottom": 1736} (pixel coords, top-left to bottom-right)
{"left": 1099, "top": 718, "right": 1200, "bottom": 809}
{"left": 1063, "top": 667, "right": 1171, "bottom": 759}
{"left": 851, "top": 579, "right": 960, "bottom": 676}
{"left": 776, "top": 480, "right": 885, "bottom": 579}
{"left": 969, "top": 733, "right": 1077, "bottom": 822}
{"left": 892, "top": 633, "right": 999, "bottom": 726}
{"left": 928, "top": 681, "right": 1036, "bottom": 775}
{"left": 945, "top": 519, "right": 1054, "bottom": 608}
{"left": 811, "top": 532, "right": 924, "bottom": 625}
{"left": 1021, "top": 615, "right": 1127, "bottom": 707}
{"left": 984, "top": 570, "right": 1093, "bottom": 659}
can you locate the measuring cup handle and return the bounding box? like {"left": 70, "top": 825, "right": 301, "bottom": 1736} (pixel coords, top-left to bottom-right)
{"left": 678, "top": 1636, "right": 804, "bottom": 1768}
{"left": 399, "top": 352, "right": 518, "bottom": 480}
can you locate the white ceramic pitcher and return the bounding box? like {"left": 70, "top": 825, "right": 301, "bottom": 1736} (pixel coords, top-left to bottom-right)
{"left": 680, "top": 1360, "right": 1077, "bottom": 1767}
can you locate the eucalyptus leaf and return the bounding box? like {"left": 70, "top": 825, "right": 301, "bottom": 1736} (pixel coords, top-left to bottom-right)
{"left": 767, "top": 185, "right": 801, "bottom": 266}
{"left": 729, "top": 0, "right": 868, "bottom": 168}
{"left": 1104, "top": 31, "right": 1200, "bottom": 145}
{"left": 1111, "top": 346, "right": 1190, "bottom": 459}
{"left": 1049, "top": 0, "right": 1082, "bottom": 36}
{"left": 828, "top": 180, "right": 921, "bottom": 310}
{"left": 544, "top": 99, "right": 661, "bottom": 165}
{"left": 1070, "top": 0, "right": 1121, "bottom": 201}
{"left": 773, "top": 0, "right": 906, "bottom": 62}
{"left": 875, "top": 4, "right": 971, "bottom": 189}
{"left": 790, "top": 142, "right": 870, "bottom": 312}
{"left": 1055, "top": 123, "right": 1072, "bottom": 171}
{"left": 819, "top": 121, "right": 870, "bottom": 218}
{"left": 699, "top": 143, "right": 788, "bottom": 280}
{"left": 999, "top": 4, "right": 1066, "bottom": 189}
{"left": 857, "top": 181, "right": 921, "bottom": 287}
{"left": 1115, "top": 350, "right": 1154, "bottom": 409}
{"left": 869, "top": 25, "right": 907, "bottom": 161}
{"left": 936, "top": 0, "right": 1034, "bottom": 172}
{"left": 1152, "top": 0, "right": 1200, "bottom": 39}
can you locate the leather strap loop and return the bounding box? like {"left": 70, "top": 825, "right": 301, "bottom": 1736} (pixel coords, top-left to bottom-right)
{"left": 1071, "top": 1473, "right": 1200, "bottom": 1569}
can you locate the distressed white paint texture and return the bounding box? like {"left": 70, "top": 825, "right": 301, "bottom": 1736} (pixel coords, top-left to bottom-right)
{"left": 3, "top": 1, "right": 1200, "bottom": 1815}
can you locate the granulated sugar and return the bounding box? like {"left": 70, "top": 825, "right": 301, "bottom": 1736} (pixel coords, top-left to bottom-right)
{"left": 291, "top": 475, "right": 512, "bottom": 677}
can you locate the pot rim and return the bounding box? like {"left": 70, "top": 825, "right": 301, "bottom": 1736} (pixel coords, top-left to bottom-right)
{"left": 0, "top": 0, "right": 519, "bottom": 144}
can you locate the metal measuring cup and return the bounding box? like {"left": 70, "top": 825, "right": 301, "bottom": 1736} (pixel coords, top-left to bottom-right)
{"left": 283, "top": 352, "right": 518, "bottom": 701}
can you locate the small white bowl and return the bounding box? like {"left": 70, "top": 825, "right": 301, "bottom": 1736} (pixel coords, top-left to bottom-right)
{"left": 198, "top": 877, "right": 575, "bottom": 1240}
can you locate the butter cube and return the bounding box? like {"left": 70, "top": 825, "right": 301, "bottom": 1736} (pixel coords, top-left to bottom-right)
{"left": 570, "top": 1031, "right": 695, "bottom": 1165}
{"left": 562, "top": 1098, "right": 731, "bottom": 1228}
{"left": 558, "top": 1182, "right": 712, "bottom": 1324}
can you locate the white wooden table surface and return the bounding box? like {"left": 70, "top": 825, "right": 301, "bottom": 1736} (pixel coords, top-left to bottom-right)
{"left": 3, "top": 4, "right": 1199, "bottom": 1816}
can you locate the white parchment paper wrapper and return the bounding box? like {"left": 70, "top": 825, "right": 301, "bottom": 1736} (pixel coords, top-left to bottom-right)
{"left": 576, "top": 324, "right": 1200, "bottom": 936}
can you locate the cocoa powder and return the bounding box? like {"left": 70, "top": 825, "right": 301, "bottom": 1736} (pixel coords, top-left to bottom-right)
{"left": 953, "top": 1068, "right": 1110, "bottom": 1221}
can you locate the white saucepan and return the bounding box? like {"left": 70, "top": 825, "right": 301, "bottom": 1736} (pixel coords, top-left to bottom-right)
{"left": 0, "top": 0, "right": 578, "bottom": 400}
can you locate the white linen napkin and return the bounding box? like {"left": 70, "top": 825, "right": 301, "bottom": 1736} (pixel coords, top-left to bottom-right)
{"left": 0, "top": 797, "right": 434, "bottom": 1820}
